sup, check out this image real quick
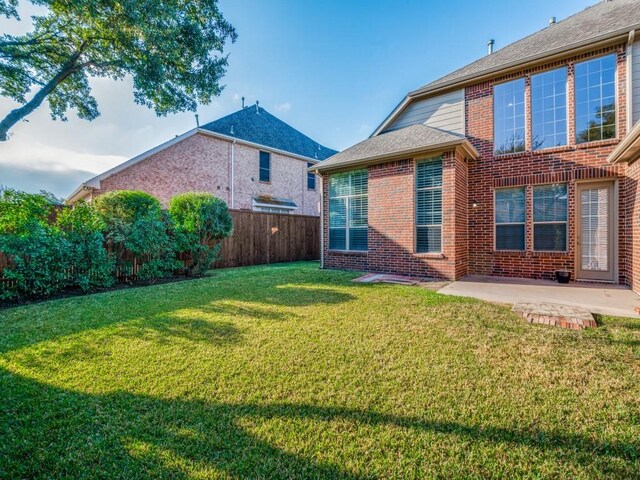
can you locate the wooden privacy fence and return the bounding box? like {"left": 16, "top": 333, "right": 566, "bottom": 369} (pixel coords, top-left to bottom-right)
{"left": 215, "top": 210, "right": 320, "bottom": 268}
{"left": 0, "top": 210, "right": 320, "bottom": 281}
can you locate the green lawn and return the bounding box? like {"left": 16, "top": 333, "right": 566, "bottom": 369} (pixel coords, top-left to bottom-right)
{"left": 0, "top": 262, "right": 639, "bottom": 479}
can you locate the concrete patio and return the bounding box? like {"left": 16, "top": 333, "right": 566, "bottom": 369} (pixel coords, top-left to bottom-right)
{"left": 438, "top": 275, "right": 640, "bottom": 319}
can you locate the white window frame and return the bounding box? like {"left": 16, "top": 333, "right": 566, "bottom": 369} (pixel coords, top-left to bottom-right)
{"left": 530, "top": 67, "right": 569, "bottom": 151}
{"left": 328, "top": 171, "right": 368, "bottom": 252}
{"left": 415, "top": 157, "right": 443, "bottom": 254}
{"left": 532, "top": 183, "right": 568, "bottom": 252}
{"left": 494, "top": 186, "right": 526, "bottom": 251}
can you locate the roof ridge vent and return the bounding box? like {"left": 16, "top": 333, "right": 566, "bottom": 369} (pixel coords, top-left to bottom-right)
{"left": 255, "top": 100, "right": 260, "bottom": 114}
{"left": 487, "top": 39, "right": 495, "bottom": 55}
{"left": 230, "top": 125, "right": 234, "bottom": 135}
{"left": 549, "top": 16, "right": 556, "bottom": 25}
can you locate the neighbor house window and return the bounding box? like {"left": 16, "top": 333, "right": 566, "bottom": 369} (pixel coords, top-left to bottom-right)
{"left": 494, "top": 78, "right": 526, "bottom": 154}
{"left": 531, "top": 67, "right": 567, "bottom": 149}
{"left": 415, "top": 157, "right": 442, "bottom": 253}
{"left": 575, "top": 54, "right": 616, "bottom": 143}
{"left": 533, "top": 184, "right": 568, "bottom": 251}
{"left": 495, "top": 187, "right": 526, "bottom": 250}
{"left": 328, "top": 170, "right": 368, "bottom": 251}
{"left": 259, "top": 151, "right": 270, "bottom": 182}
{"left": 307, "top": 163, "right": 316, "bottom": 190}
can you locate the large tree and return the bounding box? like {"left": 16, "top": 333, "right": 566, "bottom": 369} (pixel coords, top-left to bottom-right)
{"left": 0, "top": 0, "right": 236, "bottom": 141}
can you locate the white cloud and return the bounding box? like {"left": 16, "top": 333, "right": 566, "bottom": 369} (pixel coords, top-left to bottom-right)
{"left": 274, "top": 102, "right": 292, "bottom": 113}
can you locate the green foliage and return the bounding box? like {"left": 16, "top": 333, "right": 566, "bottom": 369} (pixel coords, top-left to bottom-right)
{"left": 0, "top": 0, "right": 236, "bottom": 140}
{"left": 56, "top": 201, "right": 115, "bottom": 292}
{"left": 95, "top": 191, "right": 179, "bottom": 281}
{"left": 0, "top": 190, "right": 115, "bottom": 299}
{"left": 169, "top": 192, "right": 233, "bottom": 275}
{"left": 0, "top": 188, "right": 66, "bottom": 299}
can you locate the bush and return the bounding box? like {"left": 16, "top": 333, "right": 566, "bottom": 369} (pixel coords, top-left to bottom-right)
{"left": 169, "top": 192, "right": 233, "bottom": 275}
{"left": 56, "top": 201, "right": 115, "bottom": 292}
{"left": 0, "top": 189, "right": 68, "bottom": 299}
{"left": 95, "top": 191, "right": 179, "bottom": 281}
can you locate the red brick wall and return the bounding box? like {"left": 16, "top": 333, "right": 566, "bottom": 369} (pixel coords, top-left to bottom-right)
{"left": 96, "top": 132, "right": 320, "bottom": 216}
{"left": 322, "top": 150, "right": 468, "bottom": 280}
{"left": 322, "top": 44, "right": 639, "bottom": 286}
{"left": 465, "top": 45, "right": 629, "bottom": 282}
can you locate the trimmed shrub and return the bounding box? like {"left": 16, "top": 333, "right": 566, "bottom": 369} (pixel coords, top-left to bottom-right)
{"left": 0, "top": 189, "right": 67, "bottom": 299}
{"left": 169, "top": 192, "right": 233, "bottom": 275}
{"left": 56, "top": 201, "right": 115, "bottom": 292}
{"left": 95, "top": 191, "right": 179, "bottom": 281}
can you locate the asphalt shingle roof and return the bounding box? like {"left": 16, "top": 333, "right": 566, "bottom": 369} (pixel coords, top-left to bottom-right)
{"left": 201, "top": 106, "right": 337, "bottom": 161}
{"left": 412, "top": 0, "right": 640, "bottom": 96}
{"left": 313, "top": 124, "right": 477, "bottom": 172}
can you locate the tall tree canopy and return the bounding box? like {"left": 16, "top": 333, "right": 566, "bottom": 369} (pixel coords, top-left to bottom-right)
{"left": 0, "top": 0, "right": 237, "bottom": 141}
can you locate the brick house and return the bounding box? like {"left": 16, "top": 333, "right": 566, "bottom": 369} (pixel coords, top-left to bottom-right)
{"left": 312, "top": 0, "right": 640, "bottom": 291}
{"left": 67, "top": 105, "right": 337, "bottom": 216}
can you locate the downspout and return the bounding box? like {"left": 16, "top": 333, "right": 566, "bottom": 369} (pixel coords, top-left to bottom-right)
{"left": 230, "top": 139, "right": 236, "bottom": 209}
{"left": 628, "top": 29, "right": 635, "bottom": 132}
{"left": 319, "top": 174, "right": 324, "bottom": 269}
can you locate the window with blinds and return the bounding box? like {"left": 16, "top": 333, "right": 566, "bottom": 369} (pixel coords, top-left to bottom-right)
{"left": 495, "top": 187, "right": 525, "bottom": 250}
{"left": 533, "top": 183, "right": 567, "bottom": 251}
{"left": 415, "top": 157, "right": 442, "bottom": 253}
{"left": 328, "top": 170, "right": 368, "bottom": 251}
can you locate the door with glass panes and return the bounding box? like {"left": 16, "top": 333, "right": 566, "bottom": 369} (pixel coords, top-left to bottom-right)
{"left": 576, "top": 181, "right": 615, "bottom": 282}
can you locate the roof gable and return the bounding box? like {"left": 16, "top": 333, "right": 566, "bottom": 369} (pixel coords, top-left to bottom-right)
{"left": 200, "top": 106, "right": 337, "bottom": 160}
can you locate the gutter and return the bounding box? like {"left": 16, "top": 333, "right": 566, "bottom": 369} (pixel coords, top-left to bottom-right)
{"left": 409, "top": 28, "right": 637, "bottom": 99}
{"left": 310, "top": 139, "right": 479, "bottom": 174}
{"left": 372, "top": 27, "right": 638, "bottom": 138}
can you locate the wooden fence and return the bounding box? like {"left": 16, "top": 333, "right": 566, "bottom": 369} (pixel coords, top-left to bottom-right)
{"left": 215, "top": 210, "right": 320, "bottom": 268}
{"left": 0, "top": 210, "right": 320, "bottom": 281}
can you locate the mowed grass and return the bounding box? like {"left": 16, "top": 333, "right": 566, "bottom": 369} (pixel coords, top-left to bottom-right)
{"left": 0, "top": 262, "right": 639, "bottom": 479}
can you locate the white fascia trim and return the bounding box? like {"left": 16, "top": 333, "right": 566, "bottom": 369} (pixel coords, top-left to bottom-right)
{"left": 197, "top": 129, "right": 322, "bottom": 164}
{"left": 370, "top": 96, "right": 411, "bottom": 137}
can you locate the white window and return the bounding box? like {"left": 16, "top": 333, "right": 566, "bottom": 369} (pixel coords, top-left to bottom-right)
{"left": 533, "top": 184, "right": 568, "bottom": 251}
{"left": 531, "top": 67, "right": 567, "bottom": 149}
{"left": 495, "top": 187, "right": 526, "bottom": 251}
{"left": 415, "top": 157, "right": 442, "bottom": 253}
{"left": 494, "top": 79, "right": 526, "bottom": 154}
{"left": 328, "top": 170, "right": 368, "bottom": 251}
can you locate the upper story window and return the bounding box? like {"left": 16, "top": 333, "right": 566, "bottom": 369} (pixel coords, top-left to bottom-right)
{"left": 415, "top": 157, "right": 443, "bottom": 253}
{"left": 531, "top": 67, "right": 567, "bottom": 149}
{"left": 328, "top": 170, "right": 368, "bottom": 251}
{"left": 307, "top": 162, "right": 316, "bottom": 190}
{"left": 575, "top": 54, "right": 616, "bottom": 143}
{"left": 494, "top": 78, "right": 526, "bottom": 155}
{"left": 259, "top": 151, "right": 270, "bottom": 182}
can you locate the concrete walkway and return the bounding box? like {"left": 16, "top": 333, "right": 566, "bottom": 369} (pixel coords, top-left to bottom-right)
{"left": 438, "top": 275, "right": 640, "bottom": 318}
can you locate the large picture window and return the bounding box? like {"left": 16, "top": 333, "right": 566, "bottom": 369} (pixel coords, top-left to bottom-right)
{"left": 494, "top": 78, "right": 526, "bottom": 155}
{"left": 495, "top": 187, "right": 526, "bottom": 251}
{"left": 531, "top": 67, "right": 567, "bottom": 149}
{"left": 328, "top": 170, "right": 368, "bottom": 251}
{"left": 575, "top": 54, "right": 616, "bottom": 143}
{"left": 415, "top": 157, "right": 442, "bottom": 253}
{"left": 533, "top": 184, "right": 568, "bottom": 251}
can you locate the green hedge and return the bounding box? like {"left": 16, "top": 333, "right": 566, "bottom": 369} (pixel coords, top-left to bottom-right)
{"left": 0, "top": 189, "right": 232, "bottom": 301}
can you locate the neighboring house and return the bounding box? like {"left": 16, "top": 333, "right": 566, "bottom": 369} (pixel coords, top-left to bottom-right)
{"left": 67, "top": 104, "right": 337, "bottom": 216}
{"left": 312, "top": 0, "right": 640, "bottom": 292}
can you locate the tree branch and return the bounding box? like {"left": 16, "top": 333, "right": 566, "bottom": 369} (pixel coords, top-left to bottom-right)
{"left": 0, "top": 48, "right": 84, "bottom": 141}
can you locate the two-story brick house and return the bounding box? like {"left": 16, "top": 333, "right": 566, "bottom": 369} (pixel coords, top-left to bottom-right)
{"left": 67, "top": 104, "right": 337, "bottom": 216}
{"left": 312, "top": 0, "right": 640, "bottom": 291}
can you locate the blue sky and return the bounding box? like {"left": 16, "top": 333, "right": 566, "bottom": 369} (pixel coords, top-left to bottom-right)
{"left": 0, "top": 0, "right": 595, "bottom": 197}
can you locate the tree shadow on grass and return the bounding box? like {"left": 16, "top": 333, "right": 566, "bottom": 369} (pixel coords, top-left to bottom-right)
{"left": 0, "top": 276, "right": 355, "bottom": 354}
{"left": 1, "top": 369, "right": 638, "bottom": 479}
